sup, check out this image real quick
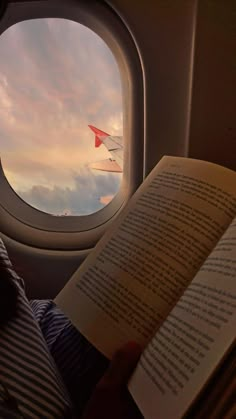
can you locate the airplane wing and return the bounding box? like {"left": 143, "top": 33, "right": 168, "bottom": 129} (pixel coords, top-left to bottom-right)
{"left": 88, "top": 125, "right": 123, "bottom": 172}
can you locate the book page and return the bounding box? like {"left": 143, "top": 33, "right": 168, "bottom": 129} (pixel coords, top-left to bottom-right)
{"left": 129, "top": 217, "right": 236, "bottom": 419}
{"left": 55, "top": 156, "right": 236, "bottom": 358}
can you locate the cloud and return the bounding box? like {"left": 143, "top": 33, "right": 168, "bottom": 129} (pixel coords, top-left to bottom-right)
{"left": 17, "top": 168, "right": 122, "bottom": 215}
{"left": 0, "top": 19, "right": 122, "bottom": 134}
{"left": 0, "top": 19, "right": 122, "bottom": 150}
{"left": 99, "top": 195, "right": 114, "bottom": 205}
{"left": 0, "top": 18, "right": 123, "bottom": 212}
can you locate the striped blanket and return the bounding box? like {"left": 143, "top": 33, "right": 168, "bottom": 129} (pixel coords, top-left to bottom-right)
{"left": 0, "top": 238, "right": 107, "bottom": 418}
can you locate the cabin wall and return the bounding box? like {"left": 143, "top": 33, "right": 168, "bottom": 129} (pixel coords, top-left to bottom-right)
{"left": 110, "top": 0, "right": 198, "bottom": 175}
{"left": 2, "top": 233, "right": 87, "bottom": 299}
{"left": 189, "top": 0, "right": 236, "bottom": 170}
{"left": 112, "top": 0, "right": 236, "bottom": 172}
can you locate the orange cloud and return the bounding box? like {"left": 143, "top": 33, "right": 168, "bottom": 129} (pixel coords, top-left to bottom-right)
{"left": 99, "top": 194, "right": 114, "bottom": 205}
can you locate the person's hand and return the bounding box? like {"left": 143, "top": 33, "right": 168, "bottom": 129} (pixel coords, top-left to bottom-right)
{"left": 82, "top": 342, "right": 143, "bottom": 419}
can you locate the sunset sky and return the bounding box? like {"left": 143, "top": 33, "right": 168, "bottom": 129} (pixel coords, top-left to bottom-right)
{"left": 0, "top": 18, "right": 122, "bottom": 215}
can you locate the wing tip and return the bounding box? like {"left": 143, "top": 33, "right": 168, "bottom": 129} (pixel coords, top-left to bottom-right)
{"left": 88, "top": 125, "right": 110, "bottom": 148}
{"left": 88, "top": 125, "right": 109, "bottom": 137}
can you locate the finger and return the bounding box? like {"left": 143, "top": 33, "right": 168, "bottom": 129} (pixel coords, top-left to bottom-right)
{"left": 102, "top": 341, "right": 142, "bottom": 388}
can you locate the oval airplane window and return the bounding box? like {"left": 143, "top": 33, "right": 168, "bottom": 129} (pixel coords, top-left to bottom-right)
{"left": 0, "top": 18, "right": 123, "bottom": 216}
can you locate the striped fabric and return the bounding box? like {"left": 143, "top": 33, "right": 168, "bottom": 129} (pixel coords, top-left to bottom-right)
{"left": 30, "top": 299, "right": 109, "bottom": 417}
{"left": 0, "top": 239, "right": 73, "bottom": 418}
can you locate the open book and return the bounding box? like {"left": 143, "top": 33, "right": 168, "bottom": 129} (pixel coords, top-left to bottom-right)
{"left": 55, "top": 156, "right": 236, "bottom": 419}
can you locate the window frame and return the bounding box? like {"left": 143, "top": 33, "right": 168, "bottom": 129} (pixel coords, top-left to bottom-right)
{"left": 0, "top": 0, "right": 144, "bottom": 250}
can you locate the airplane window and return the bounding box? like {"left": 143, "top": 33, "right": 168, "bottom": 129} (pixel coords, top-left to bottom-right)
{"left": 0, "top": 18, "right": 123, "bottom": 216}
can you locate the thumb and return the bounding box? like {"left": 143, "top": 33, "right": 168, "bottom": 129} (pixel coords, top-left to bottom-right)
{"left": 101, "top": 342, "right": 142, "bottom": 388}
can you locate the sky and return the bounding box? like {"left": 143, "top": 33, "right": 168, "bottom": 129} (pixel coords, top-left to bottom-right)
{"left": 0, "top": 18, "right": 123, "bottom": 215}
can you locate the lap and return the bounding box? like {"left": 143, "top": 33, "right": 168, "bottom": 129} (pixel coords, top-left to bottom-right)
{"left": 30, "top": 300, "right": 109, "bottom": 416}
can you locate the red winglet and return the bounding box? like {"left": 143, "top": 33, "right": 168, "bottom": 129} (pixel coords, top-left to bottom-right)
{"left": 88, "top": 125, "right": 110, "bottom": 148}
